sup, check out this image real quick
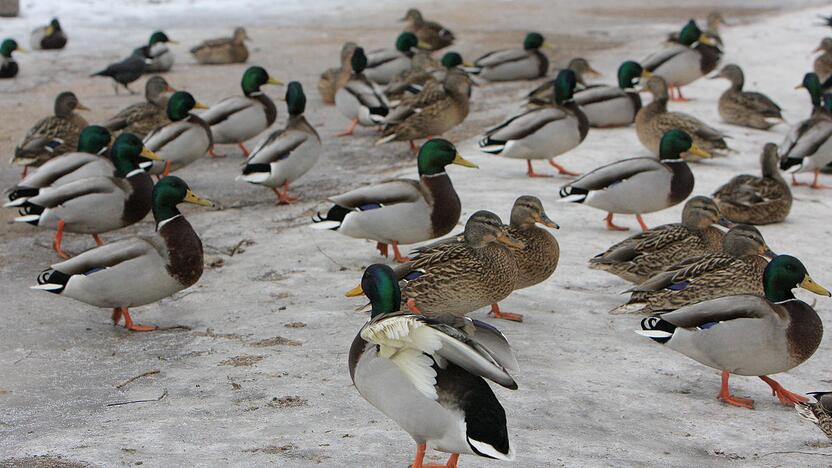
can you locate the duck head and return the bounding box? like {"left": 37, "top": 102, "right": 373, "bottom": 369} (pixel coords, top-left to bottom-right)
{"left": 241, "top": 66, "right": 283, "bottom": 95}
{"left": 763, "top": 255, "right": 830, "bottom": 302}
{"left": 166, "top": 91, "right": 208, "bottom": 121}
{"left": 110, "top": 133, "right": 160, "bottom": 177}
{"left": 152, "top": 176, "right": 214, "bottom": 227}
{"left": 463, "top": 210, "right": 524, "bottom": 250}
{"left": 658, "top": 129, "right": 710, "bottom": 161}
{"left": 617, "top": 60, "right": 648, "bottom": 90}
{"left": 416, "top": 138, "right": 477, "bottom": 175}
{"left": 285, "top": 81, "right": 306, "bottom": 116}
{"left": 77, "top": 125, "right": 112, "bottom": 154}
{"left": 345, "top": 264, "right": 401, "bottom": 318}
{"left": 510, "top": 195, "right": 559, "bottom": 230}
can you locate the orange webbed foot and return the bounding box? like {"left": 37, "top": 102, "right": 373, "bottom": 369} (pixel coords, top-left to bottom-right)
{"left": 760, "top": 376, "right": 808, "bottom": 405}
{"left": 489, "top": 304, "right": 524, "bottom": 322}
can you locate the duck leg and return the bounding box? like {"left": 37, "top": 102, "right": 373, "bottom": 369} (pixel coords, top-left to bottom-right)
{"left": 391, "top": 241, "right": 411, "bottom": 263}
{"left": 759, "top": 375, "right": 809, "bottom": 405}
{"left": 718, "top": 370, "right": 754, "bottom": 409}
{"left": 670, "top": 85, "right": 691, "bottom": 102}
{"left": 208, "top": 148, "right": 227, "bottom": 158}
{"left": 810, "top": 170, "right": 832, "bottom": 189}
{"left": 409, "top": 140, "right": 418, "bottom": 154}
{"left": 162, "top": 160, "right": 172, "bottom": 177}
{"left": 548, "top": 159, "right": 580, "bottom": 176}
{"left": 53, "top": 220, "right": 70, "bottom": 259}
{"left": 489, "top": 303, "right": 524, "bottom": 322}
{"left": 238, "top": 143, "right": 250, "bottom": 157}
{"left": 112, "top": 307, "right": 157, "bottom": 332}
{"left": 635, "top": 214, "right": 650, "bottom": 231}
{"left": 376, "top": 242, "right": 388, "bottom": 258}
{"left": 92, "top": 234, "right": 104, "bottom": 246}
{"left": 526, "top": 160, "right": 553, "bottom": 178}
{"left": 605, "top": 213, "right": 629, "bottom": 231}
{"left": 336, "top": 118, "right": 359, "bottom": 137}
{"left": 411, "top": 444, "right": 459, "bottom": 468}
{"left": 20, "top": 166, "right": 28, "bottom": 178}
{"left": 272, "top": 182, "right": 298, "bottom": 205}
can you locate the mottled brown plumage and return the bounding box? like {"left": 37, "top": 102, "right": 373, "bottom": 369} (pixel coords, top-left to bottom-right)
{"left": 813, "top": 37, "right": 832, "bottom": 83}
{"left": 797, "top": 392, "right": 832, "bottom": 440}
{"left": 103, "top": 76, "right": 173, "bottom": 138}
{"left": 713, "top": 64, "right": 783, "bottom": 130}
{"left": 505, "top": 196, "right": 559, "bottom": 290}
{"left": 190, "top": 27, "right": 249, "bottom": 65}
{"left": 401, "top": 8, "right": 454, "bottom": 51}
{"left": 13, "top": 92, "right": 90, "bottom": 168}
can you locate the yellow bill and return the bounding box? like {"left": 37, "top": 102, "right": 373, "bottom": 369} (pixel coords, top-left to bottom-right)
{"left": 140, "top": 147, "right": 162, "bottom": 160}
{"left": 345, "top": 284, "right": 364, "bottom": 297}
{"left": 452, "top": 153, "right": 478, "bottom": 168}
{"left": 687, "top": 144, "right": 711, "bottom": 159}
{"left": 267, "top": 77, "right": 284, "bottom": 86}
{"left": 194, "top": 101, "right": 210, "bottom": 109}
{"left": 800, "top": 274, "right": 831, "bottom": 297}
{"left": 183, "top": 189, "right": 215, "bottom": 207}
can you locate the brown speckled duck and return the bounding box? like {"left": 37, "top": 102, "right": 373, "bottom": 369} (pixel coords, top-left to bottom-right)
{"left": 103, "top": 76, "right": 176, "bottom": 138}
{"left": 813, "top": 37, "right": 832, "bottom": 83}
{"left": 400, "top": 8, "right": 455, "bottom": 51}
{"left": 190, "top": 27, "right": 250, "bottom": 65}
{"left": 796, "top": 392, "right": 832, "bottom": 440}
{"left": 318, "top": 42, "right": 358, "bottom": 105}
{"left": 12, "top": 92, "right": 90, "bottom": 173}
{"left": 711, "top": 64, "right": 783, "bottom": 130}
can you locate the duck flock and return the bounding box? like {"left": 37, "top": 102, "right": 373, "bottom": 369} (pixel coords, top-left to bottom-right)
{"left": 4, "top": 7, "right": 832, "bottom": 466}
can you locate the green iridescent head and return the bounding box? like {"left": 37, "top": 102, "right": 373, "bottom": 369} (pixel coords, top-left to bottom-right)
{"left": 658, "top": 129, "right": 710, "bottom": 160}
{"left": 351, "top": 47, "right": 367, "bottom": 73}
{"left": 523, "top": 32, "right": 545, "bottom": 50}
{"left": 241, "top": 66, "right": 282, "bottom": 95}
{"left": 416, "top": 138, "right": 478, "bottom": 175}
{"left": 395, "top": 32, "right": 419, "bottom": 52}
{"left": 347, "top": 264, "right": 401, "bottom": 317}
{"left": 110, "top": 133, "right": 150, "bottom": 177}
{"left": 553, "top": 69, "right": 577, "bottom": 104}
{"left": 77, "top": 125, "right": 112, "bottom": 154}
{"left": 1, "top": 39, "right": 20, "bottom": 58}
{"left": 677, "top": 20, "right": 703, "bottom": 46}
{"left": 441, "top": 52, "right": 463, "bottom": 68}
{"left": 617, "top": 60, "right": 645, "bottom": 89}
{"left": 149, "top": 31, "right": 172, "bottom": 45}
{"left": 166, "top": 91, "right": 204, "bottom": 121}
{"left": 800, "top": 72, "right": 823, "bottom": 108}
{"left": 151, "top": 176, "right": 213, "bottom": 225}
{"left": 285, "top": 81, "right": 306, "bottom": 116}
{"left": 763, "top": 255, "right": 831, "bottom": 302}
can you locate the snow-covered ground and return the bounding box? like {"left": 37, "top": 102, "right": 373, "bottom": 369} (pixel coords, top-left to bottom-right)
{"left": 2, "top": 1, "right": 832, "bottom": 467}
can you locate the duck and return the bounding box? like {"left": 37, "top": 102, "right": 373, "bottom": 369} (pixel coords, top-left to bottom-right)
{"left": 92, "top": 50, "right": 146, "bottom": 94}
{"left": 710, "top": 64, "right": 783, "bottom": 130}
{"left": 318, "top": 42, "right": 358, "bottom": 105}
{"left": 525, "top": 57, "right": 602, "bottom": 103}
{"left": 30, "top": 18, "right": 67, "bottom": 50}
{"left": 780, "top": 86, "right": 832, "bottom": 189}
{"left": 642, "top": 20, "right": 721, "bottom": 101}
{"left": 6, "top": 133, "right": 162, "bottom": 259}
{"left": 668, "top": 12, "right": 727, "bottom": 47}
{"left": 311, "top": 139, "right": 477, "bottom": 262}
{"left": 103, "top": 75, "right": 176, "bottom": 138}
{"left": 0, "top": 38, "right": 23, "bottom": 79}
{"left": 615, "top": 224, "right": 774, "bottom": 315}
{"left": 137, "top": 31, "right": 176, "bottom": 73}
{"left": 479, "top": 69, "right": 588, "bottom": 177}
{"left": 796, "top": 392, "right": 832, "bottom": 440}
{"left": 713, "top": 143, "right": 792, "bottom": 225}
{"left": 12, "top": 91, "right": 90, "bottom": 174}
{"left": 6, "top": 125, "right": 113, "bottom": 204}
{"left": 190, "top": 27, "right": 250, "bottom": 65}
{"left": 347, "top": 264, "right": 515, "bottom": 468}
{"left": 142, "top": 91, "right": 212, "bottom": 176}
{"left": 364, "top": 32, "right": 426, "bottom": 85}
{"left": 813, "top": 38, "right": 832, "bottom": 83}
{"left": 569, "top": 61, "right": 649, "bottom": 128}
{"left": 239, "top": 82, "right": 320, "bottom": 204}
{"left": 334, "top": 47, "right": 390, "bottom": 136}
{"left": 31, "top": 176, "right": 213, "bottom": 332}
{"left": 400, "top": 8, "right": 455, "bottom": 51}
{"left": 467, "top": 32, "right": 551, "bottom": 82}
{"left": 559, "top": 129, "right": 708, "bottom": 231}
{"left": 384, "top": 50, "right": 462, "bottom": 102}
{"left": 636, "top": 75, "right": 729, "bottom": 157}
{"left": 637, "top": 254, "right": 830, "bottom": 409}
{"left": 589, "top": 196, "right": 728, "bottom": 284}
{"left": 199, "top": 66, "right": 282, "bottom": 156}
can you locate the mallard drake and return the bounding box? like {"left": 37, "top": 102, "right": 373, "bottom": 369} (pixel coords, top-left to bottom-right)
{"left": 142, "top": 91, "right": 212, "bottom": 176}
{"left": 239, "top": 82, "right": 320, "bottom": 204}
{"left": 525, "top": 57, "right": 602, "bottom": 103}
{"left": 710, "top": 64, "right": 783, "bottom": 130}
{"left": 6, "top": 133, "right": 161, "bottom": 259}
{"left": 334, "top": 47, "right": 390, "bottom": 136}
{"left": 559, "top": 129, "right": 707, "bottom": 231}
{"left": 780, "top": 80, "right": 832, "bottom": 189}
{"left": 480, "top": 69, "right": 588, "bottom": 177}
{"left": 643, "top": 20, "right": 721, "bottom": 101}
{"left": 616, "top": 224, "right": 773, "bottom": 315}
{"left": 12, "top": 91, "right": 90, "bottom": 174}
{"left": 383, "top": 49, "right": 445, "bottom": 101}
{"left": 0, "top": 38, "right": 23, "bottom": 79}
{"left": 571, "top": 61, "right": 649, "bottom": 128}
{"left": 713, "top": 143, "right": 792, "bottom": 224}
{"left": 400, "top": 8, "right": 455, "bottom": 51}
{"left": 137, "top": 31, "right": 175, "bottom": 73}
{"left": 30, "top": 18, "right": 67, "bottom": 50}
{"left": 92, "top": 50, "right": 146, "bottom": 94}
{"left": 31, "top": 176, "right": 213, "bottom": 331}
{"left": 364, "top": 32, "right": 426, "bottom": 85}
{"left": 796, "top": 392, "right": 832, "bottom": 440}
{"left": 200, "top": 66, "right": 281, "bottom": 156}
{"left": 347, "top": 264, "right": 515, "bottom": 468}
{"left": 637, "top": 254, "right": 830, "bottom": 409}
{"left": 668, "top": 12, "right": 727, "bottom": 47}
{"left": 589, "top": 196, "right": 728, "bottom": 283}
{"left": 311, "top": 139, "right": 476, "bottom": 262}
{"left": 636, "top": 76, "right": 729, "bottom": 156}
{"left": 813, "top": 38, "right": 832, "bottom": 83}
{"left": 318, "top": 42, "right": 358, "bottom": 105}
{"left": 467, "top": 32, "right": 551, "bottom": 82}
{"left": 190, "top": 27, "right": 250, "bottom": 65}
{"left": 6, "top": 126, "right": 113, "bottom": 204}
{"left": 103, "top": 76, "right": 176, "bottom": 138}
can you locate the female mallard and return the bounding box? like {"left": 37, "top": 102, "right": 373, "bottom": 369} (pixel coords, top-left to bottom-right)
{"left": 616, "top": 224, "right": 774, "bottom": 315}
{"left": 6, "top": 133, "right": 161, "bottom": 259}
{"left": 364, "top": 32, "right": 426, "bottom": 85}
{"left": 190, "top": 27, "right": 250, "bottom": 65}
{"left": 142, "top": 91, "right": 212, "bottom": 176}
{"left": 796, "top": 392, "right": 832, "bottom": 440}
{"left": 636, "top": 76, "right": 729, "bottom": 156}
{"left": 311, "top": 139, "right": 476, "bottom": 262}
{"left": 479, "top": 69, "right": 588, "bottom": 177}
{"left": 32, "top": 176, "right": 213, "bottom": 331}
{"left": 525, "top": 57, "right": 602, "bottom": 103}
{"left": 711, "top": 64, "right": 783, "bottom": 130}
{"left": 200, "top": 66, "right": 282, "bottom": 156}
{"left": 468, "top": 32, "right": 550, "bottom": 82}
{"left": 400, "top": 8, "right": 455, "bottom": 51}
{"left": 137, "top": 31, "right": 176, "bottom": 73}
{"left": 589, "top": 196, "right": 728, "bottom": 284}
{"left": 103, "top": 76, "right": 176, "bottom": 138}
{"left": 239, "top": 82, "right": 320, "bottom": 204}
{"left": 637, "top": 254, "right": 830, "bottom": 409}
{"left": 347, "top": 264, "right": 515, "bottom": 468}
{"left": 0, "top": 38, "right": 23, "bottom": 79}
{"left": 13, "top": 91, "right": 90, "bottom": 174}
{"left": 642, "top": 20, "right": 721, "bottom": 101}
{"left": 571, "top": 61, "right": 649, "bottom": 128}
{"left": 334, "top": 47, "right": 390, "bottom": 137}
{"left": 813, "top": 38, "right": 832, "bottom": 83}
{"left": 559, "top": 129, "right": 708, "bottom": 231}
{"left": 30, "top": 18, "right": 67, "bottom": 50}
{"left": 6, "top": 126, "right": 113, "bottom": 204}
{"left": 713, "top": 143, "right": 792, "bottom": 224}
{"left": 318, "top": 42, "right": 357, "bottom": 105}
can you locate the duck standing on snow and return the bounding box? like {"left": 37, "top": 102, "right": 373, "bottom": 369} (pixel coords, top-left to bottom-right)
{"left": 710, "top": 64, "right": 783, "bottom": 130}
{"left": 334, "top": 47, "right": 390, "bottom": 137}
{"left": 559, "top": 129, "right": 708, "bottom": 231}
{"left": 643, "top": 20, "right": 721, "bottom": 101}
{"left": 570, "top": 61, "right": 649, "bottom": 128}
{"left": 312, "top": 139, "right": 476, "bottom": 262}
{"left": 779, "top": 87, "right": 832, "bottom": 189}
{"left": 525, "top": 57, "right": 602, "bottom": 103}
{"left": 200, "top": 66, "right": 282, "bottom": 156}
{"left": 142, "top": 91, "right": 212, "bottom": 176}
{"left": 638, "top": 254, "right": 830, "bottom": 409}
{"left": 191, "top": 27, "right": 250, "bottom": 65}
{"left": 347, "top": 264, "right": 516, "bottom": 468}
{"left": 32, "top": 176, "right": 213, "bottom": 332}
{"left": 479, "top": 69, "right": 588, "bottom": 177}
{"left": 319, "top": 42, "right": 358, "bottom": 105}
{"left": 30, "top": 18, "right": 67, "bottom": 50}
{"left": 400, "top": 8, "right": 455, "bottom": 51}
{"left": 137, "top": 31, "right": 176, "bottom": 73}
{"left": 467, "top": 32, "right": 551, "bottom": 82}
{"left": 1, "top": 38, "right": 24, "bottom": 78}
{"left": 239, "top": 82, "right": 320, "bottom": 204}
{"left": 103, "top": 76, "right": 176, "bottom": 138}
{"left": 364, "top": 32, "right": 427, "bottom": 85}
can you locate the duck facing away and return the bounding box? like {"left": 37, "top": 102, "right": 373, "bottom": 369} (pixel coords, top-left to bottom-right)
{"left": 318, "top": 42, "right": 358, "bottom": 105}
{"left": 31, "top": 18, "right": 67, "bottom": 50}
{"left": 348, "top": 264, "right": 515, "bottom": 468}
{"left": 334, "top": 47, "right": 390, "bottom": 136}
{"left": 142, "top": 91, "right": 212, "bottom": 176}
{"left": 637, "top": 255, "right": 830, "bottom": 409}
{"left": 103, "top": 75, "right": 175, "bottom": 138}
{"left": 468, "top": 32, "right": 550, "bottom": 82}
{"left": 400, "top": 8, "right": 455, "bottom": 51}
{"left": 796, "top": 392, "right": 832, "bottom": 440}
{"left": 32, "top": 176, "right": 214, "bottom": 331}
{"left": 0, "top": 38, "right": 23, "bottom": 79}
{"left": 191, "top": 27, "right": 250, "bottom": 65}
{"left": 711, "top": 64, "right": 783, "bottom": 130}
